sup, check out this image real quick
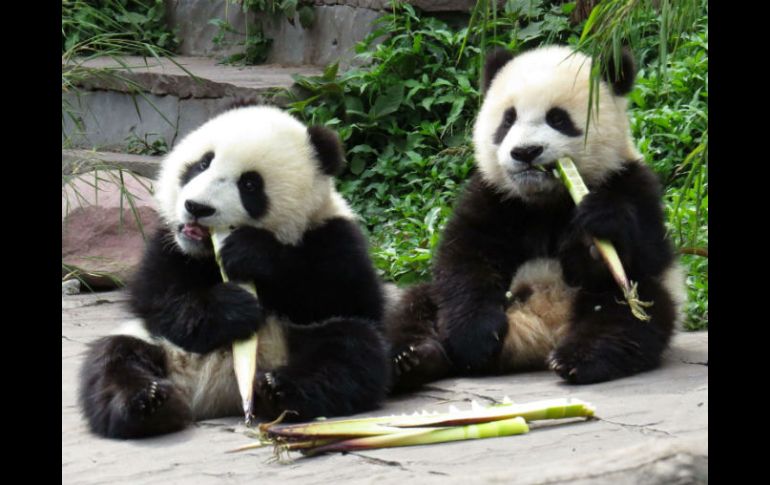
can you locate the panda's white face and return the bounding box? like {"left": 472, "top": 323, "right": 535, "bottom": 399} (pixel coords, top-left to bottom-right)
{"left": 154, "top": 106, "right": 337, "bottom": 256}
{"left": 473, "top": 46, "right": 641, "bottom": 201}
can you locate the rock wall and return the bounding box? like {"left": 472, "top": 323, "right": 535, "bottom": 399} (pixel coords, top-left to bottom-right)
{"left": 164, "top": 0, "right": 474, "bottom": 66}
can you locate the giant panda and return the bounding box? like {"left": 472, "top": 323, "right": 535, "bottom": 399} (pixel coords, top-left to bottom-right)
{"left": 79, "top": 106, "right": 389, "bottom": 439}
{"left": 385, "top": 45, "right": 687, "bottom": 390}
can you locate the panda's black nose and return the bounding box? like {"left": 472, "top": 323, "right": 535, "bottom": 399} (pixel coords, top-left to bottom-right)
{"left": 511, "top": 145, "right": 544, "bottom": 164}
{"left": 184, "top": 200, "right": 216, "bottom": 218}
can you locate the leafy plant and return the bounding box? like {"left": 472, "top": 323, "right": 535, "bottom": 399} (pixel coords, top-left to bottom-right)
{"left": 125, "top": 132, "right": 170, "bottom": 156}
{"left": 62, "top": 0, "right": 177, "bottom": 55}
{"left": 62, "top": 1, "right": 177, "bottom": 288}
{"left": 287, "top": 1, "right": 707, "bottom": 329}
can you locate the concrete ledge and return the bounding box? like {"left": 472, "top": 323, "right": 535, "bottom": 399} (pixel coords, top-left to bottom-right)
{"left": 66, "top": 56, "right": 321, "bottom": 99}
{"left": 62, "top": 149, "right": 163, "bottom": 180}
{"left": 62, "top": 57, "right": 322, "bottom": 150}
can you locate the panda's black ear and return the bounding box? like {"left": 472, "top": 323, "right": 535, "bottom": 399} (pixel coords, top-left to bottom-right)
{"left": 308, "top": 125, "right": 345, "bottom": 176}
{"left": 602, "top": 47, "right": 636, "bottom": 96}
{"left": 482, "top": 48, "right": 514, "bottom": 95}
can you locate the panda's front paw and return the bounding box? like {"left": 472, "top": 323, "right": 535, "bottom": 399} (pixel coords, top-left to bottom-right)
{"left": 572, "top": 192, "right": 637, "bottom": 252}
{"left": 548, "top": 334, "right": 641, "bottom": 385}
{"left": 210, "top": 282, "right": 266, "bottom": 335}
{"left": 128, "top": 380, "right": 169, "bottom": 418}
{"left": 251, "top": 371, "right": 289, "bottom": 421}
{"left": 391, "top": 339, "right": 452, "bottom": 391}
{"left": 220, "top": 227, "right": 283, "bottom": 281}
{"left": 445, "top": 309, "right": 508, "bottom": 374}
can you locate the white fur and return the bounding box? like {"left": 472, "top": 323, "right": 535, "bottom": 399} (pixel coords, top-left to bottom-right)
{"left": 660, "top": 262, "right": 688, "bottom": 329}
{"left": 475, "top": 46, "right": 687, "bottom": 369}
{"left": 113, "top": 317, "right": 289, "bottom": 420}
{"left": 117, "top": 106, "right": 354, "bottom": 419}
{"left": 155, "top": 105, "right": 354, "bottom": 248}
{"left": 473, "top": 46, "right": 641, "bottom": 199}
{"left": 499, "top": 258, "right": 575, "bottom": 370}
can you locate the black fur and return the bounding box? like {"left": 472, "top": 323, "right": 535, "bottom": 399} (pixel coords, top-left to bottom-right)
{"left": 237, "top": 171, "right": 269, "bottom": 219}
{"left": 384, "top": 283, "right": 451, "bottom": 392}
{"left": 482, "top": 48, "right": 515, "bottom": 94}
{"left": 251, "top": 317, "right": 389, "bottom": 420}
{"left": 385, "top": 161, "right": 677, "bottom": 388}
{"left": 308, "top": 126, "right": 345, "bottom": 176}
{"left": 602, "top": 47, "right": 636, "bottom": 96}
{"left": 78, "top": 335, "right": 192, "bottom": 439}
{"left": 545, "top": 107, "right": 582, "bottom": 137}
{"left": 129, "top": 229, "right": 264, "bottom": 354}
{"left": 80, "top": 216, "right": 389, "bottom": 438}
{"left": 180, "top": 151, "right": 214, "bottom": 186}
{"left": 493, "top": 107, "right": 517, "bottom": 145}
{"left": 219, "top": 219, "right": 384, "bottom": 325}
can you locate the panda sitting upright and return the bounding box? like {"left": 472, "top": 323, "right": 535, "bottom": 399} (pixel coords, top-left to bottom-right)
{"left": 79, "top": 106, "right": 389, "bottom": 439}
{"left": 386, "top": 45, "right": 686, "bottom": 389}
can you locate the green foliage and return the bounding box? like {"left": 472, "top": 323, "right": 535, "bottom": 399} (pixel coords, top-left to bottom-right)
{"left": 289, "top": 1, "right": 707, "bottom": 329}
{"left": 626, "top": 17, "right": 708, "bottom": 330}
{"left": 287, "top": 1, "right": 586, "bottom": 283}
{"left": 62, "top": 0, "right": 177, "bottom": 55}
{"left": 125, "top": 132, "right": 170, "bottom": 156}
{"left": 62, "top": 1, "right": 179, "bottom": 288}
{"left": 62, "top": 0, "right": 188, "bottom": 141}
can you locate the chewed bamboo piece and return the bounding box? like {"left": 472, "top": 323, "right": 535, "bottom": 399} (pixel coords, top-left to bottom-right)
{"left": 304, "top": 417, "right": 530, "bottom": 456}
{"left": 231, "top": 397, "right": 595, "bottom": 456}
{"left": 554, "top": 157, "right": 653, "bottom": 321}
{"left": 211, "top": 230, "right": 260, "bottom": 425}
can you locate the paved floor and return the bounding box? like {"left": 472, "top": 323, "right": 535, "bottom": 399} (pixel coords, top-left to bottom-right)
{"left": 62, "top": 291, "right": 707, "bottom": 484}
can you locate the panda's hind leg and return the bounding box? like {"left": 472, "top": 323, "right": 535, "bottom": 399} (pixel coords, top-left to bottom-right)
{"left": 383, "top": 282, "right": 452, "bottom": 393}
{"left": 79, "top": 335, "right": 192, "bottom": 439}
{"left": 250, "top": 317, "right": 389, "bottom": 421}
{"left": 548, "top": 280, "right": 676, "bottom": 384}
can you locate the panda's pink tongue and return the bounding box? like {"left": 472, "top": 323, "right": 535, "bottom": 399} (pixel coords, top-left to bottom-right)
{"left": 182, "top": 222, "right": 210, "bottom": 241}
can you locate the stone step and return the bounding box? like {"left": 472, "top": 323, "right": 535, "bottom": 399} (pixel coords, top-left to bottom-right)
{"left": 63, "top": 56, "right": 322, "bottom": 151}
{"left": 62, "top": 149, "right": 163, "bottom": 180}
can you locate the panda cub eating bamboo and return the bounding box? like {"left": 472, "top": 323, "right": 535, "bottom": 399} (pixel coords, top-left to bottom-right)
{"left": 79, "top": 106, "right": 389, "bottom": 439}
{"left": 386, "top": 45, "right": 687, "bottom": 390}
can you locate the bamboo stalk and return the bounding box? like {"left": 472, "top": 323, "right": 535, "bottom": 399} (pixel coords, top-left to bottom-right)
{"left": 211, "top": 230, "right": 260, "bottom": 425}
{"left": 555, "top": 157, "right": 653, "bottom": 321}
{"left": 263, "top": 398, "right": 595, "bottom": 439}
{"left": 303, "top": 417, "right": 530, "bottom": 456}
{"left": 232, "top": 398, "right": 597, "bottom": 455}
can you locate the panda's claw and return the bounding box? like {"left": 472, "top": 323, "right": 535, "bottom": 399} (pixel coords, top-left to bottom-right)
{"left": 264, "top": 372, "right": 276, "bottom": 389}
{"left": 129, "top": 380, "right": 169, "bottom": 417}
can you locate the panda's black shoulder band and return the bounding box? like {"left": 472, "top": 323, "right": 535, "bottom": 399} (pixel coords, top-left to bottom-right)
{"left": 308, "top": 125, "right": 345, "bottom": 176}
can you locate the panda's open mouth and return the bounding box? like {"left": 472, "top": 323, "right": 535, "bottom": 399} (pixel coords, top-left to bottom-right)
{"left": 180, "top": 222, "right": 211, "bottom": 241}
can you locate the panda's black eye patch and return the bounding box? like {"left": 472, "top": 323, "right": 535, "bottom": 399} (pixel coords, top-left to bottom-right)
{"left": 545, "top": 107, "right": 582, "bottom": 137}
{"left": 199, "top": 152, "right": 214, "bottom": 170}
{"left": 180, "top": 151, "right": 215, "bottom": 186}
{"left": 493, "top": 107, "right": 517, "bottom": 144}
{"left": 238, "top": 171, "right": 269, "bottom": 219}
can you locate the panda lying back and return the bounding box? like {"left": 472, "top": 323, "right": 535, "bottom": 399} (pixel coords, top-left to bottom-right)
{"left": 79, "top": 106, "right": 389, "bottom": 439}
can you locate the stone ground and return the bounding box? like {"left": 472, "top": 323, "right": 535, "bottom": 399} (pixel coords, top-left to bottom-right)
{"left": 62, "top": 291, "right": 708, "bottom": 484}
